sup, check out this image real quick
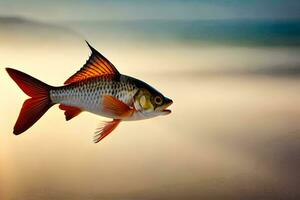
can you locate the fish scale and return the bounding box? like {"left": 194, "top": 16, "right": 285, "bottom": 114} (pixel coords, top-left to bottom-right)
{"left": 50, "top": 75, "right": 139, "bottom": 117}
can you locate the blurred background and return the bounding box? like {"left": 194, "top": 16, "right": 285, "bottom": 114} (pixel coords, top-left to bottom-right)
{"left": 0, "top": 0, "right": 300, "bottom": 199}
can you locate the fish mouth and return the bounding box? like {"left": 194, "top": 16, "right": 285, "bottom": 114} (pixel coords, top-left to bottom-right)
{"left": 161, "top": 99, "right": 173, "bottom": 114}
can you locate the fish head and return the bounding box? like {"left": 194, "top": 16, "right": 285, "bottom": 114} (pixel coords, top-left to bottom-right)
{"left": 133, "top": 86, "right": 173, "bottom": 118}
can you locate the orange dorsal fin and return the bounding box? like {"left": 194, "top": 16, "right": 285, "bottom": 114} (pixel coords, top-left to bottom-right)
{"left": 94, "top": 119, "right": 121, "bottom": 143}
{"left": 59, "top": 104, "right": 82, "bottom": 121}
{"left": 64, "top": 41, "right": 119, "bottom": 85}
{"left": 102, "top": 95, "right": 134, "bottom": 118}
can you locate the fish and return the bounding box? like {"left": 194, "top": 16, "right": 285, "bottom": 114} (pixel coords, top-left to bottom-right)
{"left": 6, "top": 41, "right": 173, "bottom": 143}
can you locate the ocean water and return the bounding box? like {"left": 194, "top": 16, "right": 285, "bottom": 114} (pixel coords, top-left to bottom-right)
{"left": 64, "top": 19, "right": 300, "bottom": 46}
{"left": 0, "top": 18, "right": 299, "bottom": 200}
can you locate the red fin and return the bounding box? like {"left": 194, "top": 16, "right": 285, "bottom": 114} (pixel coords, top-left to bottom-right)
{"left": 102, "top": 95, "right": 134, "bottom": 118}
{"left": 64, "top": 41, "right": 119, "bottom": 85}
{"left": 6, "top": 68, "right": 53, "bottom": 135}
{"left": 94, "top": 119, "right": 121, "bottom": 143}
{"left": 59, "top": 104, "right": 82, "bottom": 121}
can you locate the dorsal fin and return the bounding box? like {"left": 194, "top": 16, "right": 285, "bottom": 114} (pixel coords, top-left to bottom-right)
{"left": 64, "top": 41, "right": 119, "bottom": 85}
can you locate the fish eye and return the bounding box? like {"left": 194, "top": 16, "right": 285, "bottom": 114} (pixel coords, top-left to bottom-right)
{"left": 154, "top": 96, "right": 163, "bottom": 105}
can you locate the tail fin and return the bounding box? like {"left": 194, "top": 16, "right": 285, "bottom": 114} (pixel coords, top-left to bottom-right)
{"left": 6, "top": 68, "right": 54, "bottom": 135}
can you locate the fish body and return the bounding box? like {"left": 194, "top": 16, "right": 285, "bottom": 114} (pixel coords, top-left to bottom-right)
{"left": 50, "top": 75, "right": 163, "bottom": 121}
{"left": 6, "top": 41, "right": 172, "bottom": 142}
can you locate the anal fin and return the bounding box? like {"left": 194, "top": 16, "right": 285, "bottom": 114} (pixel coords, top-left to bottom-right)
{"left": 59, "top": 104, "right": 82, "bottom": 121}
{"left": 94, "top": 119, "right": 121, "bottom": 143}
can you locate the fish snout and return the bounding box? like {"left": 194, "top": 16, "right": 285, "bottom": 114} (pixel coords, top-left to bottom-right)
{"left": 162, "top": 97, "right": 173, "bottom": 114}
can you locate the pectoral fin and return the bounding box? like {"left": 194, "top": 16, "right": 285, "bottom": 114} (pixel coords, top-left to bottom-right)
{"left": 94, "top": 119, "right": 121, "bottom": 143}
{"left": 102, "top": 95, "right": 134, "bottom": 118}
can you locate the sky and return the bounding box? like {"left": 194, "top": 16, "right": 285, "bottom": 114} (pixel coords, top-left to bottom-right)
{"left": 0, "top": 0, "right": 300, "bottom": 21}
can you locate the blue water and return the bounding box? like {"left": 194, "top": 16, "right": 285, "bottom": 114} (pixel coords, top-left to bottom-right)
{"left": 68, "top": 19, "right": 300, "bottom": 46}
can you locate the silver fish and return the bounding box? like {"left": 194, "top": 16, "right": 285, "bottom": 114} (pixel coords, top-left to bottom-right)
{"left": 6, "top": 41, "right": 173, "bottom": 143}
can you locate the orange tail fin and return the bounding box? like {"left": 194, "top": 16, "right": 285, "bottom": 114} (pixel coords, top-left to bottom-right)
{"left": 6, "top": 68, "right": 54, "bottom": 135}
